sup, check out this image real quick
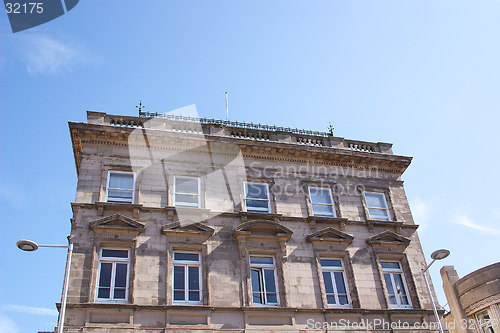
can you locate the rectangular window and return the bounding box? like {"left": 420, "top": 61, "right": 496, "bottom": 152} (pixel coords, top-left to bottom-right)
{"left": 477, "top": 310, "right": 496, "bottom": 333}
{"left": 249, "top": 256, "right": 278, "bottom": 305}
{"left": 320, "top": 258, "right": 350, "bottom": 307}
{"left": 309, "top": 187, "right": 336, "bottom": 217}
{"left": 381, "top": 261, "right": 411, "bottom": 308}
{"left": 96, "top": 249, "right": 129, "bottom": 302}
{"left": 107, "top": 172, "right": 134, "bottom": 203}
{"left": 172, "top": 252, "right": 202, "bottom": 304}
{"left": 174, "top": 177, "right": 200, "bottom": 208}
{"left": 363, "top": 191, "right": 390, "bottom": 221}
{"left": 244, "top": 182, "right": 270, "bottom": 213}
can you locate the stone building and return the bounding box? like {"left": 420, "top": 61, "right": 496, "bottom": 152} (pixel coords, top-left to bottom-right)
{"left": 61, "top": 110, "right": 440, "bottom": 332}
{"left": 441, "top": 263, "right": 500, "bottom": 333}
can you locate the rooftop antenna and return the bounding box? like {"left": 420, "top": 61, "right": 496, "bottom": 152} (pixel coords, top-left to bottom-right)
{"left": 136, "top": 100, "right": 145, "bottom": 116}
{"left": 225, "top": 92, "right": 229, "bottom": 121}
{"left": 328, "top": 122, "right": 334, "bottom": 136}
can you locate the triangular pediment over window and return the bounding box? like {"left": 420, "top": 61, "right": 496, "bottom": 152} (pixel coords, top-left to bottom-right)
{"left": 161, "top": 220, "right": 215, "bottom": 236}
{"left": 89, "top": 213, "right": 145, "bottom": 235}
{"left": 306, "top": 227, "right": 354, "bottom": 244}
{"left": 367, "top": 230, "right": 410, "bottom": 252}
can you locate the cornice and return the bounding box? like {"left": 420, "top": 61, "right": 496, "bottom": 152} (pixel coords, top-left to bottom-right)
{"left": 69, "top": 122, "right": 411, "bottom": 175}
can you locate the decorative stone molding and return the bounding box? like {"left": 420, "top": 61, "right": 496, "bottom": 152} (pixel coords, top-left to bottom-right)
{"left": 89, "top": 213, "right": 145, "bottom": 239}
{"left": 239, "top": 211, "right": 282, "bottom": 223}
{"left": 161, "top": 220, "right": 215, "bottom": 243}
{"left": 464, "top": 294, "right": 500, "bottom": 315}
{"left": 234, "top": 220, "right": 292, "bottom": 261}
{"left": 306, "top": 227, "right": 354, "bottom": 251}
{"left": 95, "top": 202, "right": 143, "bottom": 218}
{"left": 306, "top": 216, "right": 349, "bottom": 230}
{"left": 367, "top": 230, "right": 410, "bottom": 253}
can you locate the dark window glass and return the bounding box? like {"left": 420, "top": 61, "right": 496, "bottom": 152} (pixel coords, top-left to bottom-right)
{"left": 251, "top": 269, "right": 263, "bottom": 304}
{"left": 384, "top": 273, "right": 397, "bottom": 305}
{"left": 322, "top": 272, "right": 334, "bottom": 294}
{"left": 320, "top": 259, "right": 342, "bottom": 268}
{"left": 102, "top": 249, "right": 128, "bottom": 258}
{"left": 381, "top": 262, "right": 400, "bottom": 270}
{"left": 264, "top": 269, "right": 277, "bottom": 303}
{"left": 246, "top": 183, "right": 268, "bottom": 199}
{"left": 173, "top": 266, "right": 185, "bottom": 301}
{"left": 250, "top": 256, "right": 273, "bottom": 265}
{"left": 188, "top": 266, "right": 200, "bottom": 301}
{"left": 174, "top": 253, "right": 199, "bottom": 262}
{"left": 109, "top": 173, "right": 133, "bottom": 189}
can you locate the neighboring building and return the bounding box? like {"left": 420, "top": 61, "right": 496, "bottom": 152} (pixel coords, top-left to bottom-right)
{"left": 59, "top": 110, "right": 441, "bottom": 332}
{"left": 441, "top": 263, "right": 500, "bottom": 333}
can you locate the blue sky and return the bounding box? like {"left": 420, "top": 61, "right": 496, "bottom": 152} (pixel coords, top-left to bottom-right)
{"left": 1, "top": 1, "right": 499, "bottom": 332}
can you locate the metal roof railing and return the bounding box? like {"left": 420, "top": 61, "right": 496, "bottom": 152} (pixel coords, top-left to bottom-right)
{"left": 139, "top": 111, "right": 330, "bottom": 137}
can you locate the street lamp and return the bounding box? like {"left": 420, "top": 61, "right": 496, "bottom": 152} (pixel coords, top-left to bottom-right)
{"left": 422, "top": 249, "right": 450, "bottom": 333}
{"left": 16, "top": 239, "right": 73, "bottom": 333}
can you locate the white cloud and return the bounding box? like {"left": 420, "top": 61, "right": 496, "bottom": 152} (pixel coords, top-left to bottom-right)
{"left": 1, "top": 304, "right": 58, "bottom": 316}
{"left": 409, "top": 197, "right": 434, "bottom": 231}
{"left": 455, "top": 215, "right": 500, "bottom": 236}
{"left": 21, "top": 34, "right": 97, "bottom": 75}
{"left": 0, "top": 313, "right": 19, "bottom": 333}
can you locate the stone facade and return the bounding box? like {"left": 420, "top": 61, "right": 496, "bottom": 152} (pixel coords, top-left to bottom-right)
{"left": 59, "top": 110, "right": 441, "bottom": 332}
{"left": 441, "top": 263, "right": 500, "bottom": 333}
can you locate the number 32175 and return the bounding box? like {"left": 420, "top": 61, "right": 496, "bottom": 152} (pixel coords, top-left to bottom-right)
{"left": 5, "top": 2, "right": 44, "bottom": 14}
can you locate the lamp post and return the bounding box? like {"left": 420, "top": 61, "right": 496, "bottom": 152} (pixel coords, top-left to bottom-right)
{"left": 422, "top": 249, "right": 450, "bottom": 333}
{"left": 16, "top": 239, "right": 73, "bottom": 333}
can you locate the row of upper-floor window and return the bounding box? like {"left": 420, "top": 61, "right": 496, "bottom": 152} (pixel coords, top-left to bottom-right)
{"left": 106, "top": 171, "right": 392, "bottom": 221}
{"left": 96, "top": 248, "right": 412, "bottom": 309}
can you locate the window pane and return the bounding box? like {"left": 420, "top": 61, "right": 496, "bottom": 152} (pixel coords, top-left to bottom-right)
{"left": 322, "top": 272, "right": 334, "bottom": 294}
{"left": 365, "top": 192, "right": 387, "bottom": 208}
{"left": 334, "top": 272, "right": 346, "bottom": 295}
{"left": 250, "top": 256, "right": 273, "bottom": 265}
{"left": 98, "top": 287, "right": 110, "bottom": 299}
{"left": 320, "top": 259, "right": 342, "bottom": 268}
{"left": 310, "top": 188, "right": 333, "bottom": 204}
{"left": 98, "top": 263, "right": 112, "bottom": 288}
{"left": 114, "top": 288, "right": 126, "bottom": 299}
{"left": 174, "top": 253, "right": 199, "bottom": 262}
{"left": 326, "top": 294, "right": 336, "bottom": 305}
{"left": 109, "top": 173, "right": 133, "bottom": 190}
{"left": 338, "top": 295, "right": 349, "bottom": 305}
{"left": 189, "top": 291, "right": 200, "bottom": 302}
{"left": 175, "top": 178, "right": 199, "bottom": 194}
{"left": 188, "top": 266, "right": 199, "bottom": 293}
{"left": 102, "top": 249, "right": 128, "bottom": 258}
{"left": 246, "top": 199, "right": 269, "bottom": 212}
{"left": 394, "top": 273, "right": 409, "bottom": 305}
{"left": 368, "top": 208, "right": 389, "bottom": 220}
{"left": 175, "top": 194, "right": 198, "bottom": 205}
{"left": 384, "top": 273, "right": 397, "bottom": 305}
{"left": 264, "top": 269, "right": 277, "bottom": 303}
{"left": 173, "top": 265, "right": 185, "bottom": 299}
{"left": 114, "top": 263, "right": 127, "bottom": 288}
{"left": 312, "top": 204, "right": 334, "bottom": 217}
{"left": 381, "top": 262, "right": 401, "bottom": 270}
{"left": 246, "top": 183, "right": 268, "bottom": 199}
{"left": 107, "top": 189, "right": 133, "bottom": 202}
{"left": 251, "top": 269, "right": 263, "bottom": 304}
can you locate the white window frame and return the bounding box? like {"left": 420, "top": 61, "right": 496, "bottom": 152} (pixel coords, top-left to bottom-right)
{"left": 172, "top": 251, "right": 203, "bottom": 305}
{"left": 174, "top": 176, "right": 201, "bottom": 208}
{"left": 476, "top": 309, "right": 496, "bottom": 333}
{"left": 249, "top": 255, "right": 279, "bottom": 306}
{"left": 106, "top": 171, "right": 135, "bottom": 204}
{"left": 308, "top": 186, "right": 336, "bottom": 217}
{"left": 320, "top": 258, "right": 351, "bottom": 308}
{"left": 96, "top": 248, "right": 130, "bottom": 303}
{"left": 363, "top": 191, "right": 390, "bottom": 221}
{"left": 381, "top": 261, "right": 412, "bottom": 309}
{"left": 244, "top": 182, "right": 271, "bottom": 213}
